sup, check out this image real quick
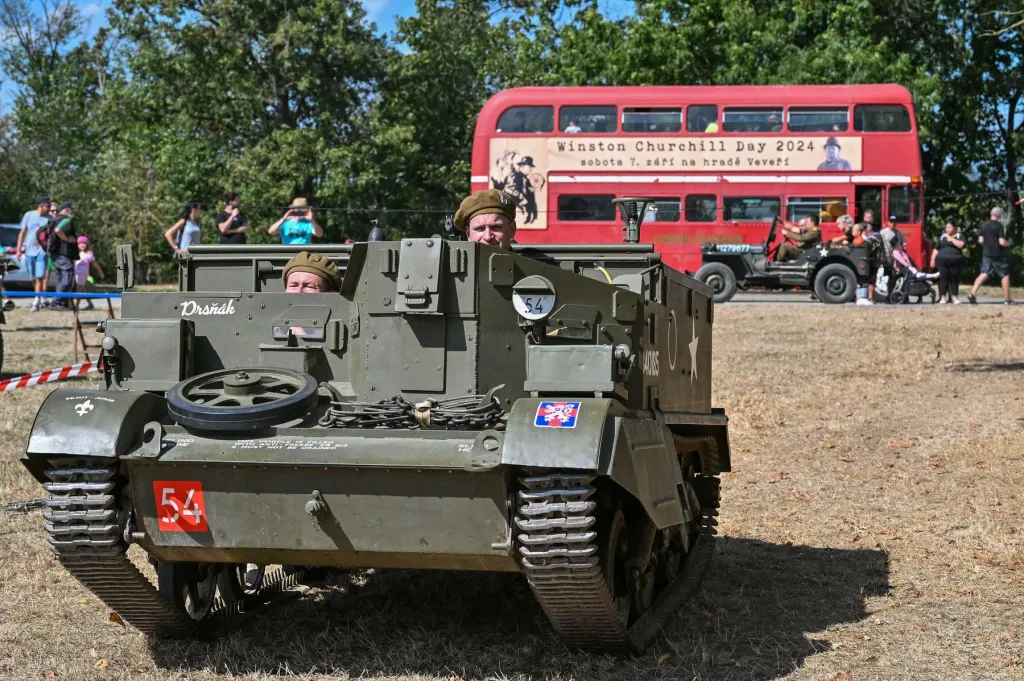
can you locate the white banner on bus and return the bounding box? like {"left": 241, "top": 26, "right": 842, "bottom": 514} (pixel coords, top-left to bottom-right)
{"left": 488, "top": 136, "right": 863, "bottom": 230}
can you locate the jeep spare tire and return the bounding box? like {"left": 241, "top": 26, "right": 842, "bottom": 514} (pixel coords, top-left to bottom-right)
{"left": 695, "top": 263, "right": 737, "bottom": 304}
{"left": 814, "top": 263, "right": 857, "bottom": 304}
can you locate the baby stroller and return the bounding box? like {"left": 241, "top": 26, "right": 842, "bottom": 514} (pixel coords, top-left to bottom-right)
{"left": 889, "top": 247, "right": 938, "bottom": 304}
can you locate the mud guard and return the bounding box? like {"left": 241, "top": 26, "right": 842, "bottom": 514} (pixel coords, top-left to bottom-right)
{"left": 21, "top": 389, "right": 166, "bottom": 484}
{"left": 503, "top": 398, "right": 684, "bottom": 529}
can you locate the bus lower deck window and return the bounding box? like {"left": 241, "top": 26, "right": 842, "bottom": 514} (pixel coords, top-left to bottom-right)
{"left": 788, "top": 107, "right": 849, "bottom": 132}
{"left": 723, "top": 108, "right": 784, "bottom": 133}
{"left": 723, "top": 197, "right": 781, "bottom": 221}
{"left": 643, "top": 199, "right": 681, "bottom": 223}
{"left": 622, "top": 108, "right": 682, "bottom": 133}
{"left": 854, "top": 105, "right": 912, "bottom": 132}
{"left": 559, "top": 106, "right": 617, "bottom": 133}
{"left": 787, "top": 197, "right": 848, "bottom": 222}
{"left": 557, "top": 195, "right": 617, "bottom": 221}
{"left": 496, "top": 106, "right": 554, "bottom": 133}
{"left": 685, "top": 195, "right": 717, "bottom": 222}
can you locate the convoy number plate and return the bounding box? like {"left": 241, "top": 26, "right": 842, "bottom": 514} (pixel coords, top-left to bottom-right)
{"left": 513, "top": 292, "right": 555, "bottom": 321}
{"left": 153, "top": 481, "right": 208, "bottom": 532}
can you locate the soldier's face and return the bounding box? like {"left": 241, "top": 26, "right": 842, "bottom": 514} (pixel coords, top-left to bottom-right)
{"left": 468, "top": 213, "right": 516, "bottom": 250}
{"left": 286, "top": 271, "right": 328, "bottom": 293}
{"left": 825, "top": 145, "right": 839, "bottom": 161}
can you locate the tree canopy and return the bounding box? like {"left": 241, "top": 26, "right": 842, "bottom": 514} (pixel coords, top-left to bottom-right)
{"left": 0, "top": 0, "right": 1021, "bottom": 277}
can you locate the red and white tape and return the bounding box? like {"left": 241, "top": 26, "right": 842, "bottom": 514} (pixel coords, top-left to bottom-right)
{"left": 0, "top": 360, "right": 102, "bottom": 393}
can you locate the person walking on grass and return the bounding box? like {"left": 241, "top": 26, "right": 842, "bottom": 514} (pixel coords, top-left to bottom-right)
{"left": 967, "top": 207, "right": 1013, "bottom": 305}
{"left": 74, "top": 235, "right": 104, "bottom": 310}
{"left": 14, "top": 195, "right": 51, "bottom": 312}
{"left": 931, "top": 220, "right": 967, "bottom": 304}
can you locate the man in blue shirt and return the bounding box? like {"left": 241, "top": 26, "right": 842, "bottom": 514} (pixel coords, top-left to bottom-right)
{"left": 14, "top": 195, "right": 52, "bottom": 311}
{"left": 268, "top": 198, "right": 324, "bottom": 245}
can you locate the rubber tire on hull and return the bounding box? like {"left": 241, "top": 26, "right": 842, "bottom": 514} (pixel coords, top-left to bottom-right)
{"left": 695, "top": 263, "right": 737, "bottom": 304}
{"left": 813, "top": 263, "right": 857, "bottom": 304}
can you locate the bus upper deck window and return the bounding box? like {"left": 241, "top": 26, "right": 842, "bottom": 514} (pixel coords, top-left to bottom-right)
{"left": 788, "top": 107, "right": 849, "bottom": 132}
{"left": 496, "top": 106, "right": 554, "bottom": 133}
{"left": 723, "top": 108, "right": 784, "bottom": 133}
{"left": 686, "top": 105, "right": 718, "bottom": 133}
{"left": 723, "top": 197, "right": 781, "bottom": 221}
{"left": 854, "top": 105, "right": 912, "bottom": 132}
{"left": 622, "top": 108, "right": 682, "bottom": 133}
{"left": 559, "top": 106, "right": 617, "bottom": 133}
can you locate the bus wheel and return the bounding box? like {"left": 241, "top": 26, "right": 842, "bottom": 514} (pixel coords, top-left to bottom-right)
{"left": 695, "top": 263, "right": 737, "bottom": 304}
{"left": 814, "top": 264, "right": 856, "bottom": 304}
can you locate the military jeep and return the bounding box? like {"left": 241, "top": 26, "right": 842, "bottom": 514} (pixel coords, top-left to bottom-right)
{"left": 694, "top": 216, "right": 872, "bottom": 304}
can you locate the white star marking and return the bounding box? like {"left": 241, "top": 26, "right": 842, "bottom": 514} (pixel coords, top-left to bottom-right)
{"left": 689, "top": 318, "right": 700, "bottom": 383}
{"left": 819, "top": 246, "right": 829, "bottom": 258}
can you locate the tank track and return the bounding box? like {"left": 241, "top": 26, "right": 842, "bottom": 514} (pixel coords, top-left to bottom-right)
{"left": 42, "top": 457, "right": 304, "bottom": 637}
{"left": 515, "top": 465, "right": 720, "bottom": 653}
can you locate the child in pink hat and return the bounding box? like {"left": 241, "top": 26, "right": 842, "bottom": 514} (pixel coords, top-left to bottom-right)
{"left": 75, "top": 235, "right": 104, "bottom": 309}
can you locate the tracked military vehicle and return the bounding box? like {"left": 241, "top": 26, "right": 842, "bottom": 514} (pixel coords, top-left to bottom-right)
{"left": 20, "top": 198, "right": 730, "bottom": 653}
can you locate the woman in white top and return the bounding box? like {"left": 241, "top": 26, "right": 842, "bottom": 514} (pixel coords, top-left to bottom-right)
{"left": 165, "top": 202, "right": 203, "bottom": 256}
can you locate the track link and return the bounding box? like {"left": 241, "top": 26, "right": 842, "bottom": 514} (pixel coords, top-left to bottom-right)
{"left": 42, "top": 457, "right": 304, "bottom": 638}
{"left": 515, "top": 466, "right": 719, "bottom": 653}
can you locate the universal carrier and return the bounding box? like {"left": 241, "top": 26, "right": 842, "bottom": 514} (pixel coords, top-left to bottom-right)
{"left": 21, "top": 198, "right": 730, "bottom": 653}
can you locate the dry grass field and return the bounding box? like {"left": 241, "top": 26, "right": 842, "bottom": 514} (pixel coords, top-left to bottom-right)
{"left": 1, "top": 299, "right": 1022, "bottom": 681}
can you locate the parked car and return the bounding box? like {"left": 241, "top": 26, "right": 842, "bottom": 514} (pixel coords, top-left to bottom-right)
{"left": 0, "top": 223, "right": 34, "bottom": 286}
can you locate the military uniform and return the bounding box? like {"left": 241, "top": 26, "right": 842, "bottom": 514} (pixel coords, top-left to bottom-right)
{"left": 776, "top": 226, "right": 821, "bottom": 262}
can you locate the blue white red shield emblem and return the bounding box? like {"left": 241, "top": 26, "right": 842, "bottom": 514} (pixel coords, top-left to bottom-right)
{"left": 534, "top": 401, "right": 581, "bottom": 428}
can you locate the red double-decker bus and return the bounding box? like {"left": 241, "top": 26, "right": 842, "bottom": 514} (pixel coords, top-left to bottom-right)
{"left": 471, "top": 85, "right": 926, "bottom": 273}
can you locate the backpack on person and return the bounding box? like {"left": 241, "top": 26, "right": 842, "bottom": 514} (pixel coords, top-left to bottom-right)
{"left": 47, "top": 218, "right": 73, "bottom": 257}
{"left": 36, "top": 222, "right": 54, "bottom": 250}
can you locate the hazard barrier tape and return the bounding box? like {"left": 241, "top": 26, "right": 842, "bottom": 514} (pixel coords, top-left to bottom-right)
{"left": 0, "top": 360, "right": 102, "bottom": 393}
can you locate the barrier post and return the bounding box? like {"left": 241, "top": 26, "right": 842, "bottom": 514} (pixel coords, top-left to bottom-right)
{"left": 73, "top": 297, "right": 115, "bottom": 363}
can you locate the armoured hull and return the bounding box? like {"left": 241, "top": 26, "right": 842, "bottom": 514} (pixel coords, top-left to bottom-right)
{"left": 22, "top": 200, "right": 731, "bottom": 652}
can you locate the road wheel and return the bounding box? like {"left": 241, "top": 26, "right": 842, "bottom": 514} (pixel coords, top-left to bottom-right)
{"left": 695, "top": 263, "right": 737, "bottom": 304}
{"left": 814, "top": 264, "right": 857, "bottom": 304}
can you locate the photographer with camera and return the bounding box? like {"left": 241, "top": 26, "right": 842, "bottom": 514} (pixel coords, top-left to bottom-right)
{"left": 268, "top": 197, "right": 324, "bottom": 245}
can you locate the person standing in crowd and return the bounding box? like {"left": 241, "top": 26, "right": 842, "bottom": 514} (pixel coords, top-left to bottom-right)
{"left": 74, "top": 235, "right": 104, "bottom": 310}
{"left": 930, "top": 220, "right": 967, "bottom": 304}
{"left": 41, "top": 199, "right": 59, "bottom": 293}
{"left": 267, "top": 198, "right": 324, "bottom": 245}
{"left": 165, "top": 202, "right": 203, "bottom": 256}
{"left": 46, "top": 203, "right": 79, "bottom": 310}
{"left": 216, "top": 192, "right": 248, "bottom": 244}
{"left": 968, "top": 207, "right": 1013, "bottom": 305}
{"left": 14, "top": 195, "right": 52, "bottom": 312}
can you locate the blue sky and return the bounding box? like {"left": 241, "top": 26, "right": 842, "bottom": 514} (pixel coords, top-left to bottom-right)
{"left": 68, "top": 0, "right": 419, "bottom": 39}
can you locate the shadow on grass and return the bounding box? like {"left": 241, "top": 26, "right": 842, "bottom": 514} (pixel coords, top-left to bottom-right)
{"left": 950, "top": 360, "right": 1024, "bottom": 373}
{"left": 148, "top": 537, "right": 889, "bottom": 680}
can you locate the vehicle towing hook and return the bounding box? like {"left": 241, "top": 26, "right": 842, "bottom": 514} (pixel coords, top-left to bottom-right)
{"left": 305, "top": 490, "right": 327, "bottom": 531}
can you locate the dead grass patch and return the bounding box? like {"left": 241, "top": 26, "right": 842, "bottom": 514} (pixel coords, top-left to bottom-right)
{"left": 1, "top": 304, "right": 1022, "bottom": 680}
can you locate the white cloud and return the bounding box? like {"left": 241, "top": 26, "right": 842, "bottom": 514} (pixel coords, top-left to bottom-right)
{"left": 362, "top": 0, "right": 390, "bottom": 23}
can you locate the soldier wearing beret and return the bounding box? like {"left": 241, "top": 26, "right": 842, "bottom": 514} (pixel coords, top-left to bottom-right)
{"left": 283, "top": 251, "right": 341, "bottom": 293}
{"left": 454, "top": 189, "right": 517, "bottom": 250}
